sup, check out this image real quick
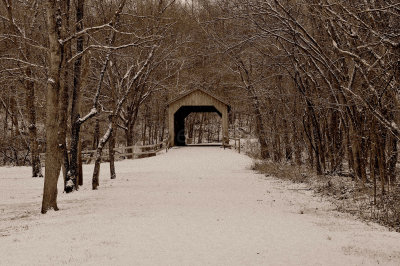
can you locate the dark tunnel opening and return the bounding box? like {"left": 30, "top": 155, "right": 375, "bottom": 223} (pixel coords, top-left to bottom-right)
{"left": 174, "top": 106, "right": 221, "bottom": 146}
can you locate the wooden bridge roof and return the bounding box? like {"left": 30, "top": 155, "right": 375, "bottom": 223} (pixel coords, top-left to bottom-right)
{"left": 167, "top": 88, "right": 230, "bottom": 111}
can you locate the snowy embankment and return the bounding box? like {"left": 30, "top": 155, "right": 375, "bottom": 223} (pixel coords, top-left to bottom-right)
{"left": 1, "top": 147, "right": 400, "bottom": 265}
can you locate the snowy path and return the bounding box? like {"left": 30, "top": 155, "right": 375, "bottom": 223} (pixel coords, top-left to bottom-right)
{"left": 1, "top": 147, "right": 400, "bottom": 265}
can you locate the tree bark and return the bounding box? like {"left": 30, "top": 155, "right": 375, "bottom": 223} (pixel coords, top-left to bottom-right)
{"left": 109, "top": 71, "right": 117, "bottom": 180}
{"left": 68, "top": 0, "right": 85, "bottom": 191}
{"left": 92, "top": 120, "right": 113, "bottom": 189}
{"left": 125, "top": 104, "right": 140, "bottom": 159}
{"left": 109, "top": 130, "right": 116, "bottom": 179}
{"left": 78, "top": 140, "right": 83, "bottom": 186}
{"left": 253, "top": 95, "right": 269, "bottom": 159}
{"left": 41, "top": 0, "right": 63, "bottom": 214}
{"left": 25, "top": 68, "right": 42, "bottom": 177}
{"left": 283, "top": 118, "right": 292, "bottom": 162}
{"left": 93, "top": 118, "right": 100, "bottom": 150}
{"left": 370, "top": 120, "right": 377, "bottom": 205}
{"left": 57, "top": 0, "right": 72, "bottom": 193}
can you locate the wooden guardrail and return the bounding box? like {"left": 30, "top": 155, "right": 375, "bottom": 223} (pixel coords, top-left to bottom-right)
{"left": 230, "top": 137, "right": 241, "bottom": 153}
{"left": 222, "top": 137, "right": 241, "bottom": 153}
{"left": 40, "top": 139, "right": 169, "bottom": 165}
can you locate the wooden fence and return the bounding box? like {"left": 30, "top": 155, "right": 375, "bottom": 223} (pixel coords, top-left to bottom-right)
{"left": 231, "top": 137, "right": 241, "bottom": 154}
{"left": 40, "top": 140, "right": 168, "bottom": 165}
{"left": 223, "top": 137, "right": 241, "bottom": 153}
{"left": 40, "top": 137, "right": 242, "bottom": 165}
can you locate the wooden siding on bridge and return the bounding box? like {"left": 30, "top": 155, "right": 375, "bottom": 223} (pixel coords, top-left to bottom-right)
{"left": 167, "top": 89, "right": 230, "bottom": 146}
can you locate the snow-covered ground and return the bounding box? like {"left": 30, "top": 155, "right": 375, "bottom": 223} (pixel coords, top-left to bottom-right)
{"left": 1, "top": 147, "right": 400, "bottom": 265}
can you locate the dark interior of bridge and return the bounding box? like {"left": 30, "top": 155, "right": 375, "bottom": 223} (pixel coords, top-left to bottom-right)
{"left": 174, "top": 106, "right": 221, "bottom": 146}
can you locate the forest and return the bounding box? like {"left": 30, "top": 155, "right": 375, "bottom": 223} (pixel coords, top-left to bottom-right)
{"left": 0, "top": 0, "right": 399, "bottom": 228}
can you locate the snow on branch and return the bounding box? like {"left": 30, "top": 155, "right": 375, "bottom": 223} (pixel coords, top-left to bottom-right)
{"left": 78, "top": 108, "right": 98, "bottom": 124}
{"left": 61, "top": 22, "right": 113, "bottom": 44}
{"left": 67, "top": 38, "right": 160, "bottom": 64}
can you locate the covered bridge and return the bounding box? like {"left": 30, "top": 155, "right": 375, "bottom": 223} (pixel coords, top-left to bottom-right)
{"left": 167, "top": 89, "right": 230, "bottom": 147}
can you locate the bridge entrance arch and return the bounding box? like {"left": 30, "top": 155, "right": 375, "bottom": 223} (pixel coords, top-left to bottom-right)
{"left": 167, "top": 89, "right": 230, "bottom": 146}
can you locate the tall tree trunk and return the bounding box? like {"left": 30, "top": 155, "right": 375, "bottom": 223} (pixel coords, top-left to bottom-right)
{"left": 59, "top": 50, "right": 71, "bottom": 192}
{"left": 303, "top": 114, "right": 315, "bottom": 170}
{"left": 125, "top": 105, "right": 139, "bottom": 159}
{"left": 253, "top": 95, "right": 269, "bottom": 159}
{"left": 377, "top": 126, "right": 387, "bottom": 196}
{"left": 126, "top": 123, "right": 134, "bottom": 159}
{"left": 307, "top": 109, "right": 322, "bottom": 175}
{"left": 68, "top": 0, "right": 85, "bottom": 192}
{"left": 10, "top": 95, "right": 20, "bottom": 165}
{"left": 57, "top": 0, "right": 72, "bottom": 192}
{"left": 387, "top": 134, "right": 398, "bottom": 186}
{"left": 345, "top": 122, "right": 354, "bottom": 176}
{"left": 160, "top": 106, "right": 166, "bottom": 141}
{"left": 78, "top": 141, "right": 83, "bottom": 186}
{"left": 283, "top": 118, "right": 292, "bottom": 162}
{"left": 370, "top": 120, "right": 377, "bottom": 205}
{"left": 109, "top": 73, "right": 117, "bottom": 180}
{"left": 109, "top": 130, "right": 116, "bottom": 179}
{"left": 142, "top": 117, "right": 146, "bottom": 145}
{"left": 92, "top": 119, "right": 113, "bottom": 190}
{"left": 93, "top": 118, "right": 100, "bottom": 149}
{"left": 292, "top": 119, "right": 302, "bottom": 166}
{"left": 25, "top": 68, "right": 42, "bottom": 177}
{"left": 272, "top": 109, "right": 282, "bottom": 162}
{"left": 41, "top": 0, "right": 63, "bottom": 214}
{"left": 349, "top": 121, "right": 361, "bottom": 181}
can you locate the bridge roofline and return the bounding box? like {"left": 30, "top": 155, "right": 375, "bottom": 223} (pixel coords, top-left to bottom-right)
{"left": 167, "top": 88, "right": 231, "bottom": 111}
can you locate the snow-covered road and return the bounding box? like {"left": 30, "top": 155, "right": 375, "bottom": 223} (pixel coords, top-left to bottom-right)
{"left": 1, "top": 147, "right": 400, "bottom": 265}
